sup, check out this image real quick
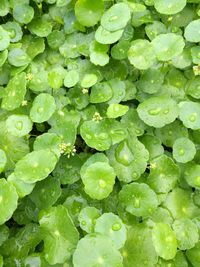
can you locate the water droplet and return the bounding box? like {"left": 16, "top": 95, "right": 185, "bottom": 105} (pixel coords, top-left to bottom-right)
{"left": 109, "top": 15, "right": 118, "bottom": 22}
{"left": 114, "top": 105, "right": 120, "bottom": 112}
{"left": 189, "top": 113, "right": 197, "bottom": 122}
{"left": 85, "top": 134, "right": 92, "bottom": 140}
{"left": 178, "top": 149, "right": 185, "bottom": 156}
{"left": 15, "top": 121, "right": 23, "bottom": 130}
{"left": 99, "top": 179, "right": 106, "bottom": 189}
{"left": 165, "top": 236, "right": 173, "bottom": 242}
{"left": 133, "top": 197, "right": 140, "bottom": 208}
{"left": 135, "top": 129, "right": 141, "bottom": 135}
{"left": 112, "top": 222, "right": 121, "bottom": 231}
{"left": 132, "top": 172, "right": 138, "bottom": 179}
{"left": 98, "top": 133, "right": 108, "bottom": 140}
{"left": 148, "top": 108, "right": 161, "bottom": 115}
{"left": 37, "top": 107, "right": 44, "bottom": 113}
{"left": 115, "top": 141, "right": 134, "bottom": 166}
{"left": 163, "top": 109, "right": 169, "bottom": 114}
{"left": 81, "top": 220, "right": 86, "bottom": 226}
{"left": 195, "top": 176, "right": 200, "bottom": 186}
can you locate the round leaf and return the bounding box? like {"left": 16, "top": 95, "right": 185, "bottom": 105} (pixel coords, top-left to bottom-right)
{"left": 95, "top": 26, "right": 123, "bottom": 45}
{"left": 101, "top": 3, "right": 131, "bottom": 32}
{"left": 152, "top": 223, "right": 177, "bottom": 260}
{"left": 30, "top": 93, "right": 56, "bottom": 123}
{"left": 179, "top": 101, "right": 200, "bottom": 130}
{"left": 173, "top": 137, "right": 196, "bottom": 163}
{"left": 95, "top": 213, "right": 127, "bottom": 249}
{"left": 73, "top": 234, "right": 123, "bottom": 267}
{"left": 14, "top": 149, "right": 58, "bottom": 183}
{"left": 128, "top": 40, "right": 156, "bottom": 70}
{"left": 0, "top": 178, "right": 18, "bottom": 225}
{"left": 154, "top": 0, "right": 186, "bottom": 15}
{"left": 119, "top": 182, "right": 158, "bottom": 217}
{"left": 75, "top": 0, "right": 104, "bottom": 27}
{"left": 151, "top": 33, "right": 185, "bottom": 61}
{"left": 137, "top": 96, "right": 179, "bottom": 128}
{"left": 185, "top": 19, "right": 200, "bottom": 43}
{"left": 6, "top": 115, "right": 33, "bottom": 137}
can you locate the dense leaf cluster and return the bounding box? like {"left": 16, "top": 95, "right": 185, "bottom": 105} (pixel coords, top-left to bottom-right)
{"left": 1, "top": 0, "right": 200, "bottom": 266}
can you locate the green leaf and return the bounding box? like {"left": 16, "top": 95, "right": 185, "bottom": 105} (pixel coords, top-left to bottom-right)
{"left": 172, "top": 218, "right": 199, "bottom": 250}
{"left": 8, "top": 48, "right": 31, "bottom": 67}
{"left": 185, "top": 19, "right": 200, "bottom": 42}
{"left": 119, "top": 182, "right": 158, "bottom": 217}
{"left": 0, "top": 121, "right": 29, "bottom": 170}
{"left": 0, "top": 50, "right": 8, "bottom": 67}
{"left": 39, "top": 205, "right": 79, "bottom": 265}
{"left": 151, "top": 33, "right": 185, "bottom": 61}
{"left": 80, "top": 73, "right": 98, "bottom": 88}
{"left": 147, "top": 155, "right": 180, "bottom": 194}
{"left": 184, "top": 162, "right": 200, "bottom": 189}
{"left": 155, "top": 120, "right": 188, "bottom": 147}
{"left": 53, "top": 154, "right": 82, "bottom": 185}
{"left": 1, "top": 72, "right": 27, "bottom": 110}
{"left": 0, "top": 0, "right": 9, "bottom": 16}
{"left": 33, "top": 133, "right": 61, "bottom": 158}
{"left": 0, "top": 178, "right": 18, "bottom": 225}
{"left": 163, "top": 188, "right": 200, "bottom": 219}
{"left": 94, "top": 212, "right": 127, "bottom": 249}
{"left": 172, "top": 137, "right": 196, "bottom": 163}
{"left": 28, "top": 15, "right": 52, "bottom": 37}
{"left": 78, "top": 207, "right": 101, "bottom": 233}
{"left": 90, "top": 81, "right": 113, "bottom": 103}
{"left": 80, "top": 154, "right": 116, "bottom": 200}
{"left": 145, "top": 21, "right": 167, "bottom": 41}
{"left": 179, "top": 101, "right": 200, "bottom": 130}
{"left": 128, "top": 40, "right": 156, "bottom": 70}
{"left": 14, "top": 149, "right": 58, "bottom": 183}
{"left": 186, "top": 241, "right": 200, "bottom": 267}
{"left": 152, "top": 223, "right": 177, "bottom": 260}
{"left": 107, "top": 137, "right": 149, "bottom": 183}
{"left": 30, "top": 93, "right": 56, "bottom": 123}
{"left": 139, "top": 134, "right": 164, "bottom": 161}
{"left": 6, "top": 115, "right": 33, "bottom": 137}
{"left": 48, "top": 66, "right": 65, "bottom": 90}
{"left": 186, "top": 76, "right": 200, "bottom": 99}
{"left": 29, "top": 176, "right": 61, "bottom": 209}
{"left": 29, "top": 71, "right": 49, "bottom": 92}
{"left": 3, "top": 21, "right": 22, "bottom": 43}
{"left": 0, "top": 149, "right": 6, "bottom": 173}
{"left": 80, "top": 120, "right": 111, "bottom": 151}
{"left": 95, "top": 26, "right": 124, "bottom": 45}
{"left": 106, "top": 103, "right": 129, "bottom": 118}
{"left": 47, "top": 30, "right": 65, "bottom": 50}
{"left": 73, "top": 234, "right": 123, "bottom": 267}
{"left": 154, "top": 0, "right": 186, "bottom": 15}
{"left": 7, "top": 172, "right": 35, "bottom": 198}
{"left": 137, "top": 96, "right": 179, "bottom": 128}
{"left": 122, "top": 223, "right": 158, "bottom": 267}
{"left": 0, "top": 26, "right": 10, "bottom": 51}
{"left": 64, "top": 70, "right": 79, "bottom": 88}
{"left": 75, "top": 0, "right": 104, "bottom": 27}
{"left": 101, "top": 3, "right": 131, "bottom": 32}
{"left": 13, "top": 4, "right": 34, "bottom": 24}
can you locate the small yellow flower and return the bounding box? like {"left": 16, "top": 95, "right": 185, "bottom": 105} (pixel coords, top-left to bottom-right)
{"left": 26, "top": 73, "right": 33, "bottom": 81}
{"left": 193, "top": 65, "right": 200, "bottom": 76}
{"left": 59, "top": 142, "right": 76, "bottom": 158}
{"left": 22, "top": 100, "right": 28, "bottom": 106}
{"left": 92, "top": 112, "right": 103, "bottom": 122}
{"left": 82, "top": 88, "right": 89, "bottom": 94}
{"left": 150, "top": 163, "right": 157, "bottom": 169}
